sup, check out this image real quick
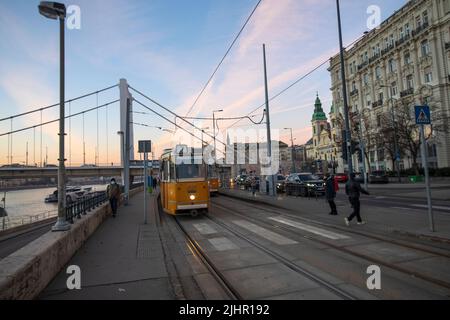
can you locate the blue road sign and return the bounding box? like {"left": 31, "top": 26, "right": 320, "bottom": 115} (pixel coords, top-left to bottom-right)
{"left": 415, "top": 105, "right": 431, "bottom": 125}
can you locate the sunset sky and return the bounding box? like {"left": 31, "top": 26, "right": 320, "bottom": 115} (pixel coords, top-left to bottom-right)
{"left": 0, "top": 0, "right": 406, "bottom": 166}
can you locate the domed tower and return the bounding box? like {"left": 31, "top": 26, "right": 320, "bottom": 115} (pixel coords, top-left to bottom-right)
{"left": 311, "top": 93, "right": 328, "bottom": 152}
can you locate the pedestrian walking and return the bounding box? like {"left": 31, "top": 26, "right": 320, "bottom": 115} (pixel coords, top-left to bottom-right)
{"left": 250, "top": 176, "right": 257, "bottom": 196}
{"left": 344, "top": 173, "right": 369, "bottom": 226}
{"left": 106, "top": 178, "right": 121, "bottom": 218}
{"left": 325, "top": 173, "right": 338, "bottom": 215}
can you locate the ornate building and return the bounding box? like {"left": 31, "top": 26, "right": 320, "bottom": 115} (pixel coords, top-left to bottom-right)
{"left": 328, "top": 0, "right": 450, "bottom": 172}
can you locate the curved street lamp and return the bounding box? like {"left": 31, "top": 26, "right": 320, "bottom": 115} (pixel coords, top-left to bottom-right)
{"left": 39, "top": 1, "right": 70, "bottom": 232}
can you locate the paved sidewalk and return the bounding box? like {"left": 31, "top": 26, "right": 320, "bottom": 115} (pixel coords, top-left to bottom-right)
{"left": 219, "top": 188, "right": 450, "bottom": 242}
{"left": 39, "top": 191, "right": 174, "bottom": 300}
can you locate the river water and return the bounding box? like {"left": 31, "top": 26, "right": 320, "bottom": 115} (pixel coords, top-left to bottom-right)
{"left": 1, "top": 185, "right": 107, "bottom": 219}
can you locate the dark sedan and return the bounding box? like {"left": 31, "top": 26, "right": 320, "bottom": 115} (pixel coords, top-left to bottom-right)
{"left": 285, "top": 173, "right": 325, "bottom": 197}
{"left": 370, "top": 170, "right": 389, "bottom": 183}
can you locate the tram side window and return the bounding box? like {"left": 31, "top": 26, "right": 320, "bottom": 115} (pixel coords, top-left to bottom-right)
{"left": 170, "top": 161, "right": 176, "bottom": 181}
{"left": 176, "top": 164, "right": 204, "bottom": 179}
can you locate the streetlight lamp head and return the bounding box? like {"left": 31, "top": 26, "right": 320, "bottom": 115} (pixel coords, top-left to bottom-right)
{"left": 38, "top": 1, "right": 66, "bottom": 19}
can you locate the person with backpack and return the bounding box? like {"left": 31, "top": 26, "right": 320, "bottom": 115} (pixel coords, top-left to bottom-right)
{"left": 106, "top": 178, "right": 121, "bottom": 218}
{"left": 325, "top": 173, "right": 338, "bottom": 215}
{"left": 344, "top": 173, "right": 370, "bottom": 226}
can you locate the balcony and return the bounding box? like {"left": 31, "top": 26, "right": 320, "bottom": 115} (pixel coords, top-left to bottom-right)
{"left": 381, "top": 44, "right": 394, "bottom": 56}
{"left": 357, "top": 60, "right": 369, "bottom": 71}
{"left": 350, "top": 89, "right": 359, "bottom": 97}
{"left": 400, "top": 87, "right": 414, "bottom": 98}
{"left": 395, "top": 34, "right": 411, "bottom": 47}
{"left": 372, "top": 100, "right": 383, "bottom": 108}
{"left": 369, "top": 53, "right": 381, "bottom": 64}
{"left": 411, "top": 21, "right": 430, "bottom": 37}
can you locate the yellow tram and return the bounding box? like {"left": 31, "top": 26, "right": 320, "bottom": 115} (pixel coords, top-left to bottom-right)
{"left": 208, "top": 165, "right": 219, "bottom": 195}
{"left": 160, "top": 145, "right": 209, "bottom": 216}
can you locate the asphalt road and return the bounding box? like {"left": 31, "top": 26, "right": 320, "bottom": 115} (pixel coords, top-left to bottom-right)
{"left": 0, "top": 221, "right": 54, "bottom": 259}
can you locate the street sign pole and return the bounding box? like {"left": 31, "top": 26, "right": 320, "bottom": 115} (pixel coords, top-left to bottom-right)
{"left": 415, "top": 105, "right": 434, "bottom": 232}
{"left": 144, "top": 151, "right": 148, "bottom": 224}
{"left": 419, "top": 124, "right": 434, "bottom": 232}
{"left": 139, "top": 140, "right": 152, "bottom": 225}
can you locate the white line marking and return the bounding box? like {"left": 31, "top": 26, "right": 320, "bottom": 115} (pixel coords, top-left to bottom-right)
{"left": 208, "top": 237, "right": 239, "bottom": 251}
{"left": 193, "top": 223, "right": 217, "bottom": 235}
{"left": 232, "top": 220, "right": 298, "bottom": 245}
{"left": 268, "top": 217, "right": 350, "bottom": 240}
{"left": 412, "top": 204, "right": 450, "bottom": 211}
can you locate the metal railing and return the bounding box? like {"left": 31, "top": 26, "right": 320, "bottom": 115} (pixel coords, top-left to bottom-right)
{"left": 1, "top": 209, "right": 58, "bottom": 231}
{"left": 65, "top": 191, "right": 108, "bottom": 224}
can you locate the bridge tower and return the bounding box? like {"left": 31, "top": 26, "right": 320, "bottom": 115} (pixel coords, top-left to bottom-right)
{"left": 119, "top": 79, "right": 135, "bottom": 203}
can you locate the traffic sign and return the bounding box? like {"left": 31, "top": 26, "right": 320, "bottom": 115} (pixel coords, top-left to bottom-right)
{"left": 415, "top": 106, "right": 431, "bottom": 125}
{"left": 138, "top": 140, "right": 152, "bottom": 153}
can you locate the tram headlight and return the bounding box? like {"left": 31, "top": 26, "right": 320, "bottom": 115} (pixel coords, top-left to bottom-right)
{"left": 189, "top": 194, "right": 196, "bottom": 201}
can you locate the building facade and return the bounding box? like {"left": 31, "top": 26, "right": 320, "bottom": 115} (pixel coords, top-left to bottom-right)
{"left": 328, "top": 0, "right": 450, "bottom": 173}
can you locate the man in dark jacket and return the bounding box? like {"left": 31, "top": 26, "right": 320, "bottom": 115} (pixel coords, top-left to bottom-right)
{"left": 344, "top": 173, "right": 369, "bottom": 225}
{"left": 325, "top": 174, "right": 338, "bottom": 215}
{"left": 106, "top": 178, "right": 121, "bottom": 218}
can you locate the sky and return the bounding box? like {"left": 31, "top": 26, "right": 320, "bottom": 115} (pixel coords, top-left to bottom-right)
{"left": 0, "top": 0, "right": 407, "bottom": 166}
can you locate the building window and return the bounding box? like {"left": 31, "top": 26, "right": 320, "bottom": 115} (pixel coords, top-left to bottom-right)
{"left": 364, "top": 51, "right": 368, "bottom": 62}
{"left": 399, "top": 26, "right": 404, "bottom": 39}
{"left": 389, "top": 34, "right": 394, "bottom": 46}
{"left": 404, "top": 50, "right": 411, "bottom": 64}
{"left": 363, "top": 73, "right": 369, "bottom": 85}
{"left": 376, "top": 114, "right": 382, "bottom": 127}
{"left": 378, "top": 92, "right": 384, "bottom": 102}
{"left": 391, "top": 82, "right": 398, "bottom": 96}
{"left": 424, "top": 67, "right": 433, "bottom": 83}
{"left": 377, "top": 148, "right": 385, "bottom": 161}
{"left": 352, "top": 81, "right": 356, "bottom": 91}
{"left": 388, "top": 59, "right": 396, "bottom": 73}
{"left": 370, "top": 151, "right": 376, "bottom": 163}
{"left": 405, "top": 22, "right": 410, "bottom": 36}
{"left": 406, "top": 74, "right": 414, "bottom": 89}
{"left": 416, "top": 15, "right": 421, "bottom": 28}
{"left": 313, "top": 126, "right": 316, "bottom": 134}
{"left": 421, "top": 39, "right": 430, "bottom": 56}
{"left": 422, "top": 10, "right": 429, "bottom": 25}
{"left": 375, "top": 66, "right": 382, "bottom": 79}
{"left": 366, "top": 95, "right": 371, "bottom": 107}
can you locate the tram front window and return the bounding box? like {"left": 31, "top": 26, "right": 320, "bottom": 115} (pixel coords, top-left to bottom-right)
{"left": 176, "top": 164, "right": 204, "bottom": 179}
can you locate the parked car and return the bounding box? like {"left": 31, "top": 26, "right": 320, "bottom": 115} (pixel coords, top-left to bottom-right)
{"left": 275, "top": 175, "right": 286, "bottom": 193}
{"left": 235, "top": 175, "right": 248, "bottom": 186}
{"left": 285, "top": 173, "right": 325, "bottom": 197}
{"left": 334, "top": 173, "right": 348, "bottom": 183}
{"left": 370, "top": 170, "right": 389, "bottom": 184}
{"left": 244, "top": 176, "right": 260, "bottom": 191}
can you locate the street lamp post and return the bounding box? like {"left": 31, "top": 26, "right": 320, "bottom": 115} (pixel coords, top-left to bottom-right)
{"left": 212, "top": 110, "right": 223, "bottom": 164}
{"left": 201, "top": 127, "right": 210, "bottom": 158}
{"left": 284, "top": 128, "right": 296, "bottom": 173}
{"left": 39, "top": 1, "right": 70, "bottom": 231}
{"left": 336, "top": 0, "right": 353, "bottom": 178}
{"left": 381, "top": 85, "right": 401, "bottom": 182}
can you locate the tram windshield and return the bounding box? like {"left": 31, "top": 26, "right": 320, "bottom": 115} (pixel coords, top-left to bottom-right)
{"left": 176, "top": 164, "right": 205, "bottom": 179}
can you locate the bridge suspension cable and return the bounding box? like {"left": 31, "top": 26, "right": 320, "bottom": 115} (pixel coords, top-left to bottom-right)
{"left": 0, "top": 100, "right": 119, "bottom": 137}
{"left": 184, "top": 0, "right": 263, "bottom": 117}
{"left": 0, "top": 84, "right": 118, "bottom": 123}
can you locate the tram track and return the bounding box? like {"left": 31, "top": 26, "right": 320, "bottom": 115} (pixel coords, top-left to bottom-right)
{"left": 218, "top": 193, "right": 450, "bottom": 258}
{"left": 201, "top": 213, "right": 358, "bottom": 300}
{"left": 211, "top": 198, "right": 450, "bottom": 292}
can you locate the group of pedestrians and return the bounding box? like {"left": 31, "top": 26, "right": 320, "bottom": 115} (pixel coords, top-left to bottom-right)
{"left": 324, "top": 172, "right": 370, "bottom": 226}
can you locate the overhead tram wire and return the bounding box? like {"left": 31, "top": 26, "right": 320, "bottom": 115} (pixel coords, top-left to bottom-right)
{"left": 0, "top": 84, "right": 118, "bottom": 123}
{"left": 0, "top": 100, "right": 120, "bottom": 137}
{"left": 129, "top": 86, "right": 228, "bottom": 148}
{"left": 133, "top": 111, "right": 265, "bottom": 125}
{"left": 224, "top": 34, "right": 367, "bottom": 131}
{"left": 132, "top": 98, "right": 206, "bottom": 147}
{"left": 184, "top": 0, "right": 263, "bottom": 117}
